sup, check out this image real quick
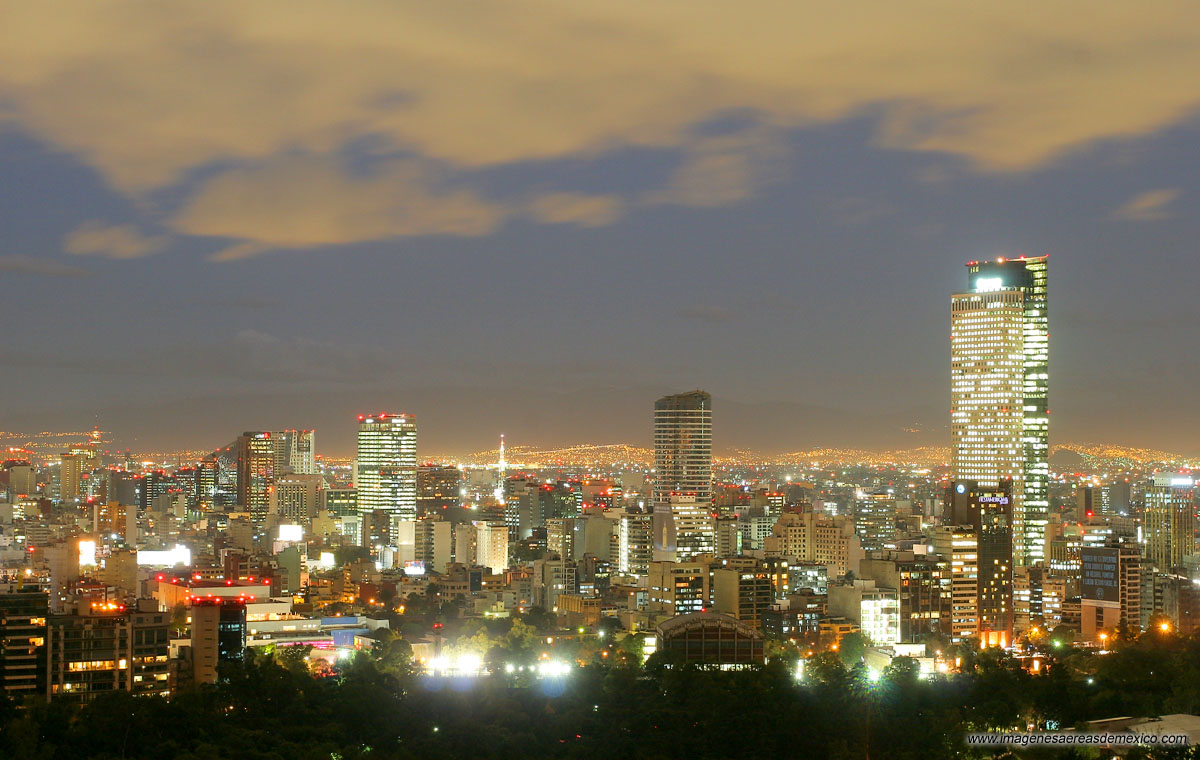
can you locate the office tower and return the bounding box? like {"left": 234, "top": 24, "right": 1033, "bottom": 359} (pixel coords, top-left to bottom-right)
{"left": 854, "top": 488, "right": 897, "bottom": 551}
{"left": 4, "top": 461, "right": 36, "bottom": 500}
{"left": 417, "top": 464, "right": 463, "bottom": 517}
{"left": 59, "top": 452, "right": 85, "bottom": 502}
{"left": 195, "top": 457, "right": 218, "bottom": 511}
{"left": 410, "top": 520, "right": 453, "bottom": 573}
{"left": 653, "top": 391, "right": 712, "bottom": 561}
{"left": 1080, "top": 539, "right": 1142, "bottom": 640}
{"left": 234, "top": 432, "right": 275, "bottom": 523}
{"left": 946, "top": 480, "right": 1014, "bottom": 641}
{"left": 355, "top": 414, "right": 418, "bottom": 537}
{"left": 273, "top": 430, "right": 315, "bottom": 475}
{"left": 1075, "top": 485, "right": 1111, "bottom": 517}
{"left": 933, "top": 525, "right": 980, "bottom": 642}
{"left": 653, "top": 391, "right": 713, "bottom": 507}
{"left": 139, "top": 471, "right": 174, "bottom": 513}
{"left": 952, "top": 255, "right": 1049, "bottom": 566}
{"left": 1013, "top": 566, "right": 1070, "bottom": 632}
{"left": 0, "top": 584, "right": 48, "bottom": 701}
{"left": 321, "top": 488, "right": 358, "bottom": 517}
{"left": 270, "top": 473, "right": 323, "bottom": 524}
{"left": 668, "top": 494, "right": 715, "bottom": 559}
{"left": 190, "top": 598, "right": 246, "bottom": 685}
{"left": 475, "top": 521, "right": 509, "bottom": 574}
{"left": 618, "top": 513, "right": 653, "bottom": 575}
{"left": 1144, "top": 472, "right": 1197, "bottom": 571}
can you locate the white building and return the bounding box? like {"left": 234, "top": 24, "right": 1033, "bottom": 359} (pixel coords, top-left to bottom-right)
{"left": 355, "top": 414, "right": 417, "bottom": 535}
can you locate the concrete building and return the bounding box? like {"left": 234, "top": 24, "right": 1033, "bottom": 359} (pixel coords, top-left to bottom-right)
{"left": 648, "top": 559, "right": 711, "bottom": 617}
{"left": 0, "top": 584, "right": 48, "bottom": 701}
{"left": 712, "top": 566, "right": 774, "bottom": 629}
{"left": 45, "top": 599, "right": 170, "bottom": 702}
{"left": 763, "top": 511, "right": 863, "bottom": 577}
{"left": 828, "top": 579, "right": 900, "bottom": 646}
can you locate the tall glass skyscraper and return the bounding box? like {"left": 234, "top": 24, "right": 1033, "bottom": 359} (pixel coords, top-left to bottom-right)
{"left": 652, "top": 391, "right": 713, "bottom": 560}
{"left": 355, "top": 414, "right": 418, "bottom": 539}
{"left": 951, "top": 256, "right": 1049, "bottom": 566}
{"left": 235, "top": 431, "right": 275, "bottom": 524}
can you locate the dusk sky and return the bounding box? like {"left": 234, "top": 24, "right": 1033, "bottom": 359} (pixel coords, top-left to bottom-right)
{"left": 2, "top": 2, "right": 1199, "bottom": 457}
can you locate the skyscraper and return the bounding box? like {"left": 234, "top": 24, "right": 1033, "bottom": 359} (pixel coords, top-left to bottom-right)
{"left": 234, "top": 432, "right": 275, "bottom": 524}
{"left": 951, "top": 255, "right": 1049, "bottom": 566}
{"left": 1143, "top": 472, "right": 1196, "bottom": 571}
{"left": 273, "top": 430, "right": 315, "bottom": 475}
{"left": 653, "top": 390, "right": 713, "bottom": 560}
{"left": 355, "top": 414, "right": 418, "bottom": 538}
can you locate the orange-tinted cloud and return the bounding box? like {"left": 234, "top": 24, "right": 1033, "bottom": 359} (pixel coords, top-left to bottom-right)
{"left": 1113, "top": 188, "right": 1181, "bottom": 221}
{"left": 172, "top": 157, "right": 506, "bottom": 253}
{"left": 527, "top": 193, "right": 624, "bottom": 227}
{"left": 4, "top": 1, "right": 1199, "bottom": 253}
{"left": 64, "top": 221, "right": 167, "bottom": 259}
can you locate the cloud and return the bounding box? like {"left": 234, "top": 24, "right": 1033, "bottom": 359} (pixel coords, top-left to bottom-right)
{"left": 3, "top": 2, "right": 1200, "bottom": 251}
{"left": 527, "top": 192, "right": 624, "bottom": 227}
{"left": 0, "top": 255, "right": 92, "bottom": 278}
{"left": 648, "top": 128, "right": 788, "bottom": 207}
{"left": 172, "top": 156, "right": 507, "bottom": 253}
{"left": 1113, "top": 188, "right": 1181, "bottom": 221}
{"left": 64, "top": 221, "right": 167, "bottom": 259}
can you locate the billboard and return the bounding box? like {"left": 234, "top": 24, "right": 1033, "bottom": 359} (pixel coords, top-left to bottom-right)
{"left": 1081, "top": 546, "right": 1120, "bottom": 604}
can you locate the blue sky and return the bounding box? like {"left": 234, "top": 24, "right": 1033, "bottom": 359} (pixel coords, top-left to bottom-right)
{"left": 1, "top": 2, "right": 1198, "bottom": 456}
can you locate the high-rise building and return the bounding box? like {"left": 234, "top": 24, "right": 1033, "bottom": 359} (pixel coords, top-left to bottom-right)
{"left": 475, "top": 521, "right": 509, "bottom": 575}
{"left": 933, "top": 525, "right": 979, "bottom": 642}
{"left": 4, "top": 461, "right": 36, "bottom": 501}
{"left": 234, "top": 432, "right": 276, "bottom": 524}
{"left": 952, "top": 255, "right": 1049, "bottom": 566}
{"left": 617, "top": 512, "right": 653, "bottom": 575}
{"left": 354, "top": 414, "right": 418, "bottom": 539}
{"left": 190, "top": 598, "right": 246, "bottom": 685}
{"left": 653, "top": 391, "right": 712, "bottom": 560}
{"left": 273, "top": 430, "right": 316, "bottom": 475}
{"left": 0, "top": 584, "right": 48, "bottom": 701}
{"left": 58, "top": 453, "right": 85, "bottom": 503}
{"left": 946, "top": 480, "right": 1014, "bottom": 641}
{"left": 1144, "top": 472, "right": 1197, "bottom": 571}
{"left": 653, "top": 391, "right": 713, "bottom": 507}
{"left": 270, "top": 473, "right": 323, "bottom": 525}
{"left": 417, "top": 464, "right": 463, "bottom": 517}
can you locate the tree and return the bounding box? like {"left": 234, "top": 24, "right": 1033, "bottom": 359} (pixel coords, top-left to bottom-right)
{"left": 883, "top": 655, "right": 920, "bottom": 684}
{"left": 765, "top": 638, "right": 802, "bottom": 669}
{"left": 276, "top": 643, "right": 313, "bottom": 675}
{"left": 838, "top": 632, "right": 871, "bottom": 666}
{"left": 515, "top": 605, "right": 555, "bottom": 631}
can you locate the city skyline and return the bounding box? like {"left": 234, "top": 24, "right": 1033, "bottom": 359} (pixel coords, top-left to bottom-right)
{"left": 5, "top": 5, "right": 1200, "bottom": 755}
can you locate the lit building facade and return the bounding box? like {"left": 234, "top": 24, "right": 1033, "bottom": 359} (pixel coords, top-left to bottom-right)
{"left": 652, "top": 391, "right": 712, "bottom": 560}
{"left": 1144, "top": 472, "right": 1196, "bottom": 571}
{"left": 235, "top": 432, "right": 276, "bottom": 524}
{"left": 354, "top": 414, "right": 418, "bottom": 536}
{"left": 952, "top": 255, "right": 1049, "bottom": 566}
